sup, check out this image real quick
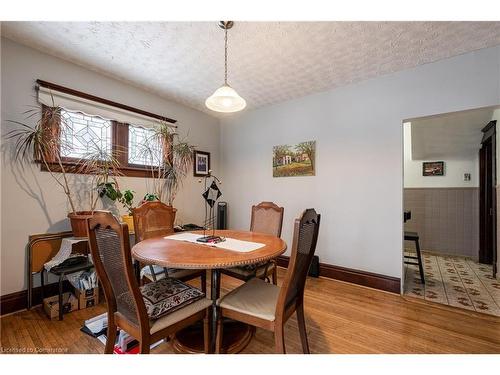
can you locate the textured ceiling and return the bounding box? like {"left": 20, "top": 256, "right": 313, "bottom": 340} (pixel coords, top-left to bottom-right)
{"left": 409, "top": 106, "right": 499, "bottom": 160}
{"left": 2, "top": 22, "right": 500, "bottom": 116}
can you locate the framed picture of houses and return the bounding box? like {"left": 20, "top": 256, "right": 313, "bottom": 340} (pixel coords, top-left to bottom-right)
{"left": 273, "top": 141, "right": 316, "bottom": 177}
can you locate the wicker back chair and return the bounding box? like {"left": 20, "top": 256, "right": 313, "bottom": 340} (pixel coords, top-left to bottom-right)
{"left": 250, "top": 201, "right": 284, "bottom": 237}
{"left": 222, "top": 202, "right": 284, "bottom": 284}
{"left": 87, "top": 211, "right": 210, "bottom": 354}
{"left": 132, "top": 202, "right": 206, "bottom": 291}
{"left": 276, "top": 209, "right": 321, "bottom": 331}
{"left": 216, "top": 208, "right": 320, "bottom": 353}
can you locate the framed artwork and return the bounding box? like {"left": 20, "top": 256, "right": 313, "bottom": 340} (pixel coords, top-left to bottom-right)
{"left": 422, "top": 161, "right": 445, "bottom": 176}
{"left": 273, "top": 141, "right": 316, "bottom": 177}
{"left": 194, "top": 150, "right": 210, "bottom": 176}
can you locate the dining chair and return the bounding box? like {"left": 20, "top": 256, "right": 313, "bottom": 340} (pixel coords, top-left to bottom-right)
{"left": 87, "top": 211, "right": 211, "bottom": 354}
{"left": 132, "top": 201, "right": 206, "bottom": 292}
{"left": 216, "top": 208, "right": 320, "bottom": 354}
{"left": 222, "top": 201, "right": 284, "bottom": 285}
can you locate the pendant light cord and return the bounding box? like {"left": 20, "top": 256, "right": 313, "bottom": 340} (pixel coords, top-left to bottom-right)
{"left": 224, "top": 26, "right": 228, "bottom": 85}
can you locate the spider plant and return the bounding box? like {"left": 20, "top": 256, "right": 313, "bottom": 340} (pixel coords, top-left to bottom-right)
{"left": 139, "top": 121, "right": 195, "bottom": 205}
{"left": 77, "top": 140, "right": 123, "bottom": 211}
{"left": 5, "top": 102, "right": 78, "bottom": 213}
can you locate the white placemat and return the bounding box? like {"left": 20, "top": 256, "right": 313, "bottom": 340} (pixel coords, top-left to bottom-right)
{"left": 165, "top": 232, "right": 264, "bottom": 253}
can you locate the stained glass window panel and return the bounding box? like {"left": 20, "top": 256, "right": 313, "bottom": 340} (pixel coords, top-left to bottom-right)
{"left": 128, "top": 124, "right": 162, "bottom": 166}
{"left": 60, "top": 109, "right": 112, "bottom": 159}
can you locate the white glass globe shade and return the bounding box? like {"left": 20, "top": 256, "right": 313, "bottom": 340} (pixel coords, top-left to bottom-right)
{"left": 205, "top": 85, "right": 246, "bottom": 113}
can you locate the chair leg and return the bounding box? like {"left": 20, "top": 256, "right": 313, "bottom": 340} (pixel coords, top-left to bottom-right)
{"left": 203, "top": 315, "right": 210, "bottom": 354}
{"left": 296, "top": 305, "right": 310, "bottom": 354}
{"left": 272, "top": 265, "right": 278, "bottom": 285}
{"left": 134, "top": 261, "right": 141, "bottom": 284}
{"left": 201, "top": 271, "right": 207, "bottom": 294}
{"left": 274, "top": 323, "right": 286, "bottom": 354}
{"left": 104, "top": 322, "right": 117, "bottom": 354}
{"left": 40, "top": 269, "right": 45, "bottom": 301}
{"left": 139, "top": 339, "right": 150, "bottom": 354}
{"left": 58, "top": 274, "right": 64, "bottom": 321}
{"left": 415, "top": 239, "right": 425, "bottom": 284}
{"left": 149, "top": 265, "right": 157, "bottom": 282}
{"left": 215, "top": 317, "right": 223, "bottom": 354}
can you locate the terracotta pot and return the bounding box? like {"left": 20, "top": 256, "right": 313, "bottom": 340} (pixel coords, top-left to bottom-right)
{"left": 68, "top": 211, "right": 94, "bottom": 238}
{"left": 121, "top": 214, "right": 135, "bottom": 233}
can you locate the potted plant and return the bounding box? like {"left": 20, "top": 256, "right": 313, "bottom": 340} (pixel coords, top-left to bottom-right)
{"left": 141, "top": 192, "right": 159, "bottom": 204}
{"left": 7, "top": 102, "right": 121, "bottom": 237}
{"left": 99, "top": 183, "right": 135, "bottom": 231}
{"left": 141, "top": 122, "right": 195, "bottom": 207}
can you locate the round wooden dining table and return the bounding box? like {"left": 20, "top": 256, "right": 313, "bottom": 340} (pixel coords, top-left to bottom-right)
{"left": 131, "top": 229, "right": 287, "bottom": 353}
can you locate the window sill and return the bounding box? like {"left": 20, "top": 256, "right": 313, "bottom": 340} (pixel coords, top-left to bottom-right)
{"left": 38, "top": 160, "right": 159, "bottom": 178}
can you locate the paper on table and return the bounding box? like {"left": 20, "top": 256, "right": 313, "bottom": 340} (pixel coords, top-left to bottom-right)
{"left": 166, "top": 232, "right": 265, "bottom": 253}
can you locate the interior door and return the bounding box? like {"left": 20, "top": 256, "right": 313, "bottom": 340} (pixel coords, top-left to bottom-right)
{"left": 479, "top": 121, "right": 497, "bottom": 277}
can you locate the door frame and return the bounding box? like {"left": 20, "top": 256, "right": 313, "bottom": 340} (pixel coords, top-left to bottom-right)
{"left": 479, "top": 120, "right": 497, "bottom": 276}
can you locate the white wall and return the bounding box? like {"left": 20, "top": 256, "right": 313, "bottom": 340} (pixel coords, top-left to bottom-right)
{"left": 403, "top": 122, "right": 479, "bottom": 188}
{"left": 220, "top": 46, "right": 500, "bottom": 279}
{"left": 0, "top": 38, "right": 220, "bottom": 295}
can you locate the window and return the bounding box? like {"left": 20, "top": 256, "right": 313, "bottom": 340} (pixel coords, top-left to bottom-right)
{"left": 36, "top": 80, "right": 177, "bottom": 178}
{"left": 128, "top": 124, "right": 162, "bottom": 167}
{"left": 60, "top": 109, "right": 112, "bottom": 159}
{"left": 41, "top": 107, "right": 167, "bottom": 177}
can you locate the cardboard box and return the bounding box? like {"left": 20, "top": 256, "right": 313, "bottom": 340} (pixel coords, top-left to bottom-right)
{"left": 43, "top": 292, "right": 78, "bottom": 319}
{"left": 75, "top": 287, "right": 99, "bottom": 309}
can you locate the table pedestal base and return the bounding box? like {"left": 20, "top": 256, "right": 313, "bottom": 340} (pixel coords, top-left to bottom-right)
{"left": 172, "top": 319, "right": 255, "bottom": 354}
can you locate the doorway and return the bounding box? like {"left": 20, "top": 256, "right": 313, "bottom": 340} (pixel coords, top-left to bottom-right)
{"left": 402, "top": 105, "right": 500, "bottom": 316}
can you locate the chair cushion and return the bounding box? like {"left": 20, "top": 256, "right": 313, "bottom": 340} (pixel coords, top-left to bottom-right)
{"left": 150, "top": 298, "right": 212, "bottom": 334}
{"left": 141, "top": 277, "right": 205, "bottom": 320}
{"left": 218, "top": 278, "right": 280, "bottom": 321}
{"left": 141, "top": 265, "right": 201, "bottom": 281}
{"left": 225, "top": 261, "right": 275, "bottom": 279}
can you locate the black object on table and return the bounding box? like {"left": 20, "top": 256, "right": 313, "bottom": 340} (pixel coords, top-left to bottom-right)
{"left": 403, "top": 210, "right": 425, "bottom": 284}
{"left": 41, "top": 256, "right": 94, "bottom": 320}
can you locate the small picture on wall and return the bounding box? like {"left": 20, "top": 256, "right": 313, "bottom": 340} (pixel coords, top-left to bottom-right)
{"left": 422, "top": 161, "right": 445, "bottom": 176}
{"left": 273, "top": 141, "right": 316, "bottom": 177}
{"left": 194, "top": 150, "right": 210, "bottom": 176}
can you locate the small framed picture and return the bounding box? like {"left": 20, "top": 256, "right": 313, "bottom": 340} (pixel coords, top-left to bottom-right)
{"left": 194, "top": 150, "right": 210, "bottom": 177}
{"left": 422, "top": 161, "right": 445, "bottom": 176}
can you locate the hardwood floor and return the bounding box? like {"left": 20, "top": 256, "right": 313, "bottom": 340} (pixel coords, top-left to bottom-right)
{"left": 1, "top": 268, "right": 499, "bottom": 354}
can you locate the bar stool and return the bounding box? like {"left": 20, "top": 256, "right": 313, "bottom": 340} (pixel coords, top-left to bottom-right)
{"left": 404, "top": 231, "right": 425, "bottom": 284}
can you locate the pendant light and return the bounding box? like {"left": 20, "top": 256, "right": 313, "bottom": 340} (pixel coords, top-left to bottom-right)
{"left": 205, "top": 21, "right": 246, "bottom": 113}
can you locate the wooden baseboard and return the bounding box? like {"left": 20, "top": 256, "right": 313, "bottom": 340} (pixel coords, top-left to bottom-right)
{"left": 277, "top": 256, "right": 400, "bottom": 294}
{"left": 1, "top": 281, "right": 72, "bottom": 316}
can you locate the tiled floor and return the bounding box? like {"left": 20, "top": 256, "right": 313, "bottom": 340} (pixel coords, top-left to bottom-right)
{"left": 404, "top": 251, "right": 500, "bottom": 317}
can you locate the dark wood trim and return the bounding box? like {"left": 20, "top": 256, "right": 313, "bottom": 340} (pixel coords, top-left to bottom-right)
{"left": 276, "top": 256, "right": 401, "bottom": 294}
{"left": 113, "top": 121, "right": 129, "bottom": 167}
{"left": 1, "top": 281, "right": 72, "bottom": 316}
{"left": 479, "top": 120, "right": 497, "bottom": 276}
{"left": 36, "top": 79, "right": 177, "bottom": 125}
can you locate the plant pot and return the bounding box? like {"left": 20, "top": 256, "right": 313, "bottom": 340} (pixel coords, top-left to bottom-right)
{"left": 121, "top": 214, "right": 135, "bottom": 233}
{"left": 68, "top": 211, "right": 94, "bottom": 238}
